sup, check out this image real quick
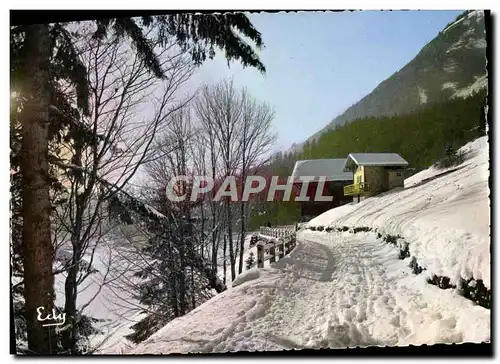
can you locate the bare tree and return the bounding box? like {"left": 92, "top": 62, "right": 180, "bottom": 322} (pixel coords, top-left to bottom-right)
{"left": 194, "top": 79, "right": 241, "bottom": 282}
{"left": 194, "top": 86, "right": 226, "bottom": 282}
{"left": 100, "top": 112, "right": 228, "bottom": 342}
{"left": 194, "top": 79, "right": 276, "bottom": 282}
{"left": 236, "top": 89, "right": 276, "bottom": 274}
{"left": 144, "top": 107, "right": 196, "bottom": 316}
{"left": 190, "top": 131, "right": 209, "bottom": 259}
{"left": 50, "top": 27, "right": 195, "bottom": 353}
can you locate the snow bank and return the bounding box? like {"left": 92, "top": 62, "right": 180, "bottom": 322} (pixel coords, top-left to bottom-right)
{"left": 232, "top": 268, "right": 262, "bottom": 287}
{"left": 300, "top": 230, "right": 489, "bottom": 346}
{"left": 129, "top": 268, "right": 284, "bottom": 354}
{"left": 307, "top": 136, "right": 490, "bottom": 288}
{"left": 232, "top": 268, "right": 278, "bottom": 288}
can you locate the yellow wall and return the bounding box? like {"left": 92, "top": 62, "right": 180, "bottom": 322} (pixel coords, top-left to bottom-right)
{"left": 352, "top": 165, "right": 406, "bottom": 199}
{"left": 354, "top": 166, "right": 364, "bottom": 184}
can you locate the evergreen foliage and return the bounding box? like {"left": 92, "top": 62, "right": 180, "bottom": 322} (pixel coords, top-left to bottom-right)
{"left": 245, "top": 251, "right": 256, "bottom": 270}
{"left": 300, "top": 91, "right": 485, "bottom": 170}
{"left": 93, "top": 14, "right": 266, "bottom": 77}
{"left": 436, "top": 146, "right": 466, "bottom": 169}
{"left": 107, "top": 189, "right": 221, "bottom": 343}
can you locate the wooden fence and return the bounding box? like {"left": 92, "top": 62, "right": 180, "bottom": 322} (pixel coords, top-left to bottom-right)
{"left": 249, "top": 226, "right": 297, "bottom": 268}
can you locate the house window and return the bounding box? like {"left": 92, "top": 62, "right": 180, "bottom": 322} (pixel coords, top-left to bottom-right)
{"left": 396, "top": 172, "right": 402, "bottom": 177}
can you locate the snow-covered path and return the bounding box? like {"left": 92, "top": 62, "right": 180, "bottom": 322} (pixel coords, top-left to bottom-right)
{"left": 214, "top": 233, "right": 488, "bottom": 352}
{"left": 129, "top": 229, "right": 489, "bottom": 354}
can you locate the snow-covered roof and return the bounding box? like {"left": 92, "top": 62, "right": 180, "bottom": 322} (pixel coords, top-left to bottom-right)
{"left": 291, "top": 159, "right": 353, "bottom": 182}
{"left": 343, "top": 153, "right": 409, "bottom": 171}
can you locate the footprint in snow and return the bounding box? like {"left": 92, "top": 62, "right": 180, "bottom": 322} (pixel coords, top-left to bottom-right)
{"left": 356, "top": 311, "right": 367, "bottom": 322}
{"left": 431, "top": 312, "right": 442, "bottom": 320}
{"left": 390, "top": 315, "right": 400, "bottom": 327}
{"left": 440, "top": 317, "right": 457, "bottom": 329}
{"left": 343, "top": 309, "right": 357, "bottom": 322}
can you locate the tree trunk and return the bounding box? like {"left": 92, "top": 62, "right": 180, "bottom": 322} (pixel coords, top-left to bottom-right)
{"left": 238, "top": 201, "right": 246, "bottom": 274}
{"left": 200, "top": 202, "right": 205, "bottom": 258}
{"left": 223, "top": 233, "right": 227, "bottom": 285}
{"left": 191, "top": 254, "right": 227, "bottom": 293}
{"left": 191, "top": 267, "right": 195, "bottom": 309}
{"left": 211, "top": 221, "right": 217, "bottom": 277}
{"left": 210, "top": 165, "right": 217, "bottom": 275}
{"left": 63, "top": 259, "right": 78, "bottom": 354}
{"left": 227, "top": 200, "right": 236, "bottom": 281}
{"left": 178, "top": 222, "right": 186, "bottom": 316}
{"left": 167, "top": 241, "right": 179, "bottom": 317}
{"left": 20, "top": 23, "right": 56, "bottom": 355}
{"left": 63, "top": 141, "right": 86, "bottom": 354}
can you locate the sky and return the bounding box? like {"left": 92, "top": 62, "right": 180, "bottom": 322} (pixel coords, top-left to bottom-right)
{"left": 189, "top": 10, "right": 464, "bottom": 152}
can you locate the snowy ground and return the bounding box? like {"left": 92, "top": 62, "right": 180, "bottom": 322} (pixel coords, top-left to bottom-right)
{"left": 52, "top": 230, "right": 259, "bottom": 353}
{"left": 58, "top": 136, "right": 489, "bottom": 354}
{"left": 125, "top": 136, "right": 490, "bottom": 354}
{"left": 128, "top": 230, "right": 489, "bottom": 354}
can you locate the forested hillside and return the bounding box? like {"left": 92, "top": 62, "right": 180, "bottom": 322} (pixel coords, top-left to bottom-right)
{"left": 301, "top": 90, "right": 486, "bottom": 170}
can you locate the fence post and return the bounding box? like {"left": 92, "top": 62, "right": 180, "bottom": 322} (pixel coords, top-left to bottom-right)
{"left": 270, "top": 245, "right": 276, "bottom": 263}
{"left": 278, "top": 241, "right": 285, "bottom": 259}
{"left": 257, "top": 244, "right": 264, "bottom": 268}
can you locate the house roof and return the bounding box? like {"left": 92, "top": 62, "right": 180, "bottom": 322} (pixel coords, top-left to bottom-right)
{"left": 291, "top": 158, "right": 353, "bottom": 182}
{"left": 343, "top": 153, "right": 409, "bottom": 171}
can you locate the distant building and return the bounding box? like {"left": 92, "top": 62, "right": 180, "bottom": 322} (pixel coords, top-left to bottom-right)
{"left": 291, "top": 159, "right": 353, "bottom": 221}
{"left": 342, "top": 153, "right": 409, "bottom": 203}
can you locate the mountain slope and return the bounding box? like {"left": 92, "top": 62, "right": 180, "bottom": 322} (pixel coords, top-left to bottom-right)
{"left": 126, "top": 136, "right": 489, "bottom": 354}
{"left": 294, "top": 10, "right": 487, "bottom": 151}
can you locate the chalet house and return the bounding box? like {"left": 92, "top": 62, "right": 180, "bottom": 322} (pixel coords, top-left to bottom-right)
{"left": 342, "top": 153, "right": 409, "bottom": 203}
{"left": 291, "top": 159, "right": 353, "bottom": 221}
